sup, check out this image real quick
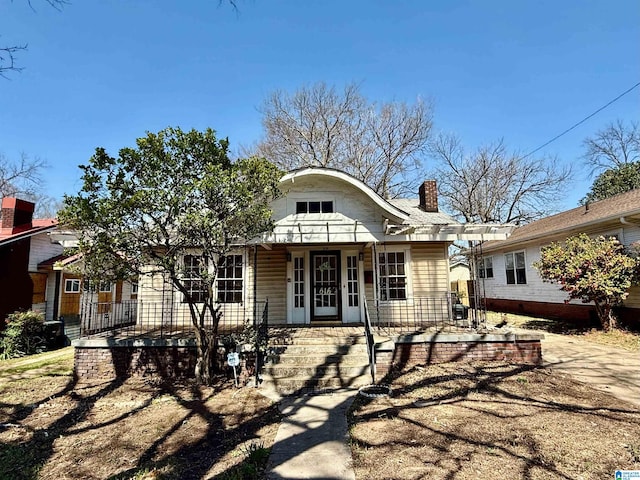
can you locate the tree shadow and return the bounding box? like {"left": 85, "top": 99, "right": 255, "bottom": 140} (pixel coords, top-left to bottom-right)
{"left": 349, "top": 362, "right": 640, "bottom": 479}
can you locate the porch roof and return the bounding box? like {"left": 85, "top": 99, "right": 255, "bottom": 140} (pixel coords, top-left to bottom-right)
{"left": 256, "top": 219, "right": 515, "bottom": 245}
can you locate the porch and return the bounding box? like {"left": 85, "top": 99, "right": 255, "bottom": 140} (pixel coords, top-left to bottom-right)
{"left": 73, "top": 295, "right": 479, "bottom": 342}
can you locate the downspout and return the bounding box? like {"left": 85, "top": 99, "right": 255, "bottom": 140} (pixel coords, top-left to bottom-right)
{"left": 53, "top": 270, "right": 61, "bottom": 321}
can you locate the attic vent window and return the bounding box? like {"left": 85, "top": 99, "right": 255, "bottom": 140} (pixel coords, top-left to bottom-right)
{"left": 296, "top": 201, "right": 334, "bottom": 214}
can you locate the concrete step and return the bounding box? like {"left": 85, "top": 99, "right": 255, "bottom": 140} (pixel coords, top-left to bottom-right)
{"left": 267, "top": 364, "right": 370, "bottom": 378}
{"left": 267, "top": 353, "right": 369, "bottom": 366}
{"left": 268, "top": 343, "right": 369, "bottom": 355}
{"left": 260, "top": 373, "right": 371, "bottom": 395}
{"left": 268, "top": 334, "right": 367, "bottom": 346}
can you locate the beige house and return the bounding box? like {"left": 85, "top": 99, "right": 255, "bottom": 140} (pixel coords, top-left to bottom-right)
{"left": 135, "top": 168, "right": 512, "bottom": 329}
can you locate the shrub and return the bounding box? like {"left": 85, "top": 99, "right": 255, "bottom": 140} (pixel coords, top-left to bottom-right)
{"left": 0, "top": 310, "right": 45, "bottom": 359}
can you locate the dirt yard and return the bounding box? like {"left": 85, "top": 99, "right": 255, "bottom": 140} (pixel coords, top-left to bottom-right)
{"left": 0, "top": 348, "right": 280, "bottom": 480}
{"left": 349, "top": 362, "right": 640, "bottom": 480}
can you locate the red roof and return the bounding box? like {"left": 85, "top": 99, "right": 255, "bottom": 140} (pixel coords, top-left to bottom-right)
{"left": 0, "top": 218, "right": 58, "bottom": 244}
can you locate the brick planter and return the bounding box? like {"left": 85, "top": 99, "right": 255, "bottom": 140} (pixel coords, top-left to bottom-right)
{"left": 374, "top": 333, "right": 543, "bottom": 378}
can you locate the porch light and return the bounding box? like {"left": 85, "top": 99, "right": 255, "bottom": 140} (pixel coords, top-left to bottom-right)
{"left": 359, "top": 252, "right": 364, "bottom": 261}
{"left": 286, "top": 252, "right": 292, "bottom": 262}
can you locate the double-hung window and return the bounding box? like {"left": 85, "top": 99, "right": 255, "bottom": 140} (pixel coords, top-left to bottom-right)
{"left": 183, "top": 255, "right": 207, "bottom": 303}
{"left": 378, "top": 251, "right": 407, "bottom": 300}
{"left": 217, "top": 254, "right": 243, "bottom": 303}
{"left": 505, "top": 251, "right": 526, "bottom": 284}
{"left": 478, "top": 257, "right": 494, "bottom": 279}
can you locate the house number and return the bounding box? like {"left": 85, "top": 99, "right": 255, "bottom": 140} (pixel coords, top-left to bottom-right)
{"left": 316, "top": 287, "right": 335, "bottom": 295}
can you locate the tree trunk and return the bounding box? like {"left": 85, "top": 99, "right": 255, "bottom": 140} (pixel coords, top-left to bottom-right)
{"left": 595, "top": 301, "right": 617, "bottom": 332}
{"left": 193, "top": 327, "right": 216, "bottom": 385}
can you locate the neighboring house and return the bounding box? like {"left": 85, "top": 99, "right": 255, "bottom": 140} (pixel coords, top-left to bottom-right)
{"left": 132, "top": 168, "right": 513, "bottom": 330}
{"left": 0, "top": 197, "right": 136, "bottom": 339}
{"left": 38, "top": 253, "right": 138, "bottom": 339}
{"left": 0, "top": 197, "right": 61, "bottom": 325}
{"left": 478, "top": 189, "right": 640, "bottom": 324}
{"left": 449, "top": 260, "right": 471, "bottom": 306}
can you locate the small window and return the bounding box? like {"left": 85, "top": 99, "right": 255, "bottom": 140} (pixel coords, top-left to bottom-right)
{"left": 64, "top": 279, "right": 81, "bottom": 293}
{"left": 99, "top": 282, "right": 112, "bottom": 293}
{"left": 131, "top": 283, "right": 138, "bottom": 294}
{"left": 295, "top": 201, "right": 334, "bottom": 214}
{"left": 478, "top": 257, "right": 493, "bottom": 279}
{"left": 505, "top": 251, "right": 526, "bottom": 285}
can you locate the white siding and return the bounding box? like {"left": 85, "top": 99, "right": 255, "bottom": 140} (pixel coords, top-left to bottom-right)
{"left": 28, "top": 232, "right": 63, "bottom": 271}
{"left": 483, "top": 222, "right": 640, "bottom": 307}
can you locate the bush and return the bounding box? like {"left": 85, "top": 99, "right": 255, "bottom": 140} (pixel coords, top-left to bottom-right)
{"left": 0, "top": 310, "right": 45, "bottom": 359}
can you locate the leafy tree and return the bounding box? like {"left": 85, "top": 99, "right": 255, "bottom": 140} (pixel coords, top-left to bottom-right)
{"left": 533, "top": 234, "right": 640, "bottom": 331}
{"left": 430, "top": 134, "right": 571, "bottom": 224}
{"left": 581, "top": 162, "right": 640, "bottom": 204}
{"left": 255, "top": 81, "right": 434, "bottom": 198}
{"left": 60, "top": 127, "right": 281, "bottom": 384}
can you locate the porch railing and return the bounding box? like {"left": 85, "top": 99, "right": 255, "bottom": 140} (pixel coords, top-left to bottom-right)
{"left": 369, "top": 294, "right": 469, "bottom": 334}
{"left": 362, "top": 296, "right": 376, "bottom": 383}
{"left": 79, "top": 299, "right": 264, "bottom": 340}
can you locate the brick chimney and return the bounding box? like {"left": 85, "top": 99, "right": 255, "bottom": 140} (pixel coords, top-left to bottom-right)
{"left": 1, "top": 197, "right": 35, "bottom": 234}
{"left": 419, "top": 180, "right": 438, "bottom": 212}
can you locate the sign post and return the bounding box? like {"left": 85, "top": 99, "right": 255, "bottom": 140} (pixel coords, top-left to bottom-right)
{"left": 227, "top": 352, "right": 240, "bottom": 387}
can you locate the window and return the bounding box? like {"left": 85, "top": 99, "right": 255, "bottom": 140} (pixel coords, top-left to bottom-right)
{"left": 378, "top": 251, "right": 407, "bottom": 300}
{"left": 131, "top": 283, "right": 138, "bottom": 295}
{"left": 183, "top": 255, "right": 207, "bottom": 303}
{"left": 478, "top": 257, "right": 494, "bottom": 279}
{"left": 99, "top": 282, "right": 112, "bottom": 293}
{"left": 296, "top": 201, "right": 334, "bottom": 214}
{"left": 294, "top": 256, "right": 304, "bottom": 308}
{"left": 64, "top": 279, "right": 80, "bottom": 293}
{"left": 505, "top": 251, "right": 526, "bottom": 284}
{"left": 217, "top": 254, "right": 243, "bottom": 303}
{"left": 347, "top": 255, "right": 359, "bottom": 307}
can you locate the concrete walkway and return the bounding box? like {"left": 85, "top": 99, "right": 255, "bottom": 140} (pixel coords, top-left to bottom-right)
{"left": 266, "top": 389, "right": 357, "bottom": 480}
{"left": 538, "top": 331, "right": 640, "bottom": 407}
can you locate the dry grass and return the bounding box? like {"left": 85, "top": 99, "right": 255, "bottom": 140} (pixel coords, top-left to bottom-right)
{"left": 0, "top": 349, "right": 279, "bottom": 480}
{"left": 485, "top": 311, "right": 640, "bottom": 351}
{"left": 349, "top": 362, "right": 640, "bottom": 480}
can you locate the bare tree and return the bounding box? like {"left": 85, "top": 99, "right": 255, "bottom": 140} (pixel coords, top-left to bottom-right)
{"left": 255, "top": 82, "right": 434, "bottom": 198}
{"left": 1, "top": 1, "right": 68, "bottom": 78}
{"left": 583, "top": 120, "right": 640, "bottom": 174}
{"left": 430, "top": 134, "right": 571, "bottom": 225}
{"left": 0, "top": 152, "right": 47, "bottom": 199}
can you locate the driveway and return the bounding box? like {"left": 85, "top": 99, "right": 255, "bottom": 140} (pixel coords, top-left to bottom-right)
{"left": 538, "top": 331, "right": 640, "bottom": 407}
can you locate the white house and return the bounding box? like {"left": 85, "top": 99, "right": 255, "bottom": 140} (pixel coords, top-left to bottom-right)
{"left": 478, "top": 188, "right": 640, "bottom": 325}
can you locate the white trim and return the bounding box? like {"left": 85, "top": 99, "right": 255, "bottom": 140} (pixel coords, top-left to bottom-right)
{"left": 282, "top": 168, "right": 410, "bottom": 222}
{"left": 376, "top": 245, "right": 413, "bottom": 303}
{"left": 64, "top": 278, "right": 81, "bottom": 293}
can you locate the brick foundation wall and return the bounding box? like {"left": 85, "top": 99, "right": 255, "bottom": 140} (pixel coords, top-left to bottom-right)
{"left": 484, "top": 298, "right": 598, "bottom": 323}
{"left": 74, "top": 345, "right": 255, "bottom": 382}
{"left": 375, "top": 340, "right": 542, "bottom": 378}
{"left": 74, "top": 346, "right": 197, "bottom": 380}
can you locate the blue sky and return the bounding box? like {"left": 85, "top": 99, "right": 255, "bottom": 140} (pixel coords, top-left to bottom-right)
{"left": 1, "top": 0, "right": 638, "bottom": 212}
